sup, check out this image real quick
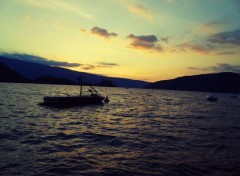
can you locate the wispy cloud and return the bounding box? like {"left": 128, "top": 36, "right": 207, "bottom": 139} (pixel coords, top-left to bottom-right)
{"left": 216, "top": 51, "right": 235, "bottom": 55}
{"left": 80, "top": 64, "right": 95, "bottom": 70}
{"left": 127, "top": 34, "right": 163, "bottom": 52}
{"left": 91, "top": 27, "right": 117, "bottom": 38}
{"left": 97, "top": 62, "right": 120, "bottom": 68}
{"left": 177, "top": 42, "right": 213, "bottom": 55}
{"left": 176, "top": 28, "right": 240, "bottom": 55}
{"left": 161, "top": 36, "right": 169, "bottom": 43}
{"left": 197, "top": 20, "right": 228, "bottom": 34}
{"left": 19, "top": 0, "right": 93, "bottom": 19}
{"left": 165, "top": 0, "right": 175, "bottom": 4}
{"left": 188, "top": 63, "right": 240, "bottom": 73}
{"left": 0, "top": 52, "right": 121, "bottom": 71}
{"left": 208, "top": 63, "right": 240, "bottom": 73}
{"left": 0, "top": 52, "right": 81, "bottom": 67}
{"left": 80, "top": 62, "right": 120, "bottom": 70}
{"left": 129, "top": 4, "right": 154, "bottom": 20}
{"left": 108, "top": 1, "right": 154, "bottom": 20}
{"left": 208, "top": 28, "right": 240, "bottom": 45}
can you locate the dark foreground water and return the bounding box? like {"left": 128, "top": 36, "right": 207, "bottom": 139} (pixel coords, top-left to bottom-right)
{"left": 0, "top": 83, "right": 240, "bottom": 176}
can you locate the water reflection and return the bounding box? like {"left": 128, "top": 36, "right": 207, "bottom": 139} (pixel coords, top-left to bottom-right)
{"left": 0, "top": 83, "right": 240, "bottom": 176}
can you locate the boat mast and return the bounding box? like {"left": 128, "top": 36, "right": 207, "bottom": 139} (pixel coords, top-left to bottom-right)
{"left": 78, "top": 76, "right": 83, "bottom": 96}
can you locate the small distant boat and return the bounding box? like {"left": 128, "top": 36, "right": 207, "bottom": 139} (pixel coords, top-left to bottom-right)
{"left": 206, "top": 94, "right": 218, "bottom": 102}
{"left": 42, "top": 77, "right": 109, "bottom": 107}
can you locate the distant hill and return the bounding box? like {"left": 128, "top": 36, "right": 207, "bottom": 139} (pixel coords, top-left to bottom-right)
{"left": 34, "top": 76, "right": 76, "bottom": 85}
{"left": 0, "top": 56, "right": 149, "bottom": 88}
{"left": 146, "top": 72, "right": 240, "bottom": 93}
{"left": 0, "top": 61, "right": 26, "bottom": 82}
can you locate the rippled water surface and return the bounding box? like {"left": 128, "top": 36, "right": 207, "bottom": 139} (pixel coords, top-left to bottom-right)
{"left": 0, "top": 83, "right": 240, "bottom": 176}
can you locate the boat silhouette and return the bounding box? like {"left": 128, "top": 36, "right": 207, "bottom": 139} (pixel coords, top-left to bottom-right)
{"left": 42, "top": 77, "right": 108, "bottom": 107}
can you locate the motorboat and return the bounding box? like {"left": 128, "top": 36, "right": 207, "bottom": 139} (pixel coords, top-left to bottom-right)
{"left": 42, "top": 77, "right": 109, "bottom": 107}
{"left": 44, "top": 94, "right": 105, "bottom": 107}
{"left": 206, "top": 94, "right": 218, "bottom": 101}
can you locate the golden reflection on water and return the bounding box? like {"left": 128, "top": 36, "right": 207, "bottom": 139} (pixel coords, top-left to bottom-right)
{"left": 1, "top": 83, "right": 240, "bottom": 176}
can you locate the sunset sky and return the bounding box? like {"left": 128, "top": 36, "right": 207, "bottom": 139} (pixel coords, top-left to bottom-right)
{"left": 0, "top": 0, "right": 240, "bottom": 82}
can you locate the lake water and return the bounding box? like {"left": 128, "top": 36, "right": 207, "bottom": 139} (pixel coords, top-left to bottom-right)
{"left": 0, "top": 83, "right": 240, "bottom": 176}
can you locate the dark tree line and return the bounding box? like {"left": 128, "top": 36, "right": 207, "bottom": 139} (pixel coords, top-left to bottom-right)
{"left": 98, "top": 79, "right": 116, "bottom": 87}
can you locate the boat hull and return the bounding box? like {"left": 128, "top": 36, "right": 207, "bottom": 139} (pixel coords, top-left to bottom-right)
{"left": 206, "top": 94, "right": 218, "bottom": 102}
{"left": 43, "top": 95, "right": 105, "bottom": 107}
{"left": 207, "top": 97, "right": 218, "bottom": 101}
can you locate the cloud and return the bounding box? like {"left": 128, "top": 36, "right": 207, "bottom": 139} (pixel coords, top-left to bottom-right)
{"left": 80, "top": 64, "right": 95, "bottom": 70}
{"left": 91, "top": 27, "right": 117, "bottom": 38}
{"left": 127, "top": 34, "right": 163, "bottom": 52}
{"left": 0, "top": 52, "right": 120, "bottom": 71}
{"left": 80, "top": 62, "right": 119, "bottom": 70}
{"left": 208, "top": 29, "right": 240, "bottom": 45}
{"left": 198, "top": 20, "right": 227, "bottom": 34}
{"left": 216, "top": 51, "right": 235, "bottom": 55}
{"left": 129, "top": 4, "right": 154, "bottom": 20}
{"left": 188, "top": 63, "right": 240, "bottom": 73}
{"left": 19, "top": 0, "right": 93, "bottom": 19}
{"left": 97, "top": 62, "right": 120, "bottom": 68}
{"left": 187, "top": 67, "right": 199, "bottom": 70}
{"left": 0, "top": 53, "right": 81, "bottom": 67}
{"left": 165, "top": 0, "right": 175, "bottom": 3}
{"left": 108, "top": 1, "right": 154, "bottom": 20}
{"left": 177, "top": 28, "right": 240, "bottom": 55}
{"left": 208, "top": 63, "right": 240, "bottom": 73}
{"left": 161, "top": 36, "right": 169, "bottom": 43}
{"left": 178, "top": 42, "right": 213, "bottom": 55}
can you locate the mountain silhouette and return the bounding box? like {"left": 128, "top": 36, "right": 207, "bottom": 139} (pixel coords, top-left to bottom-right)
{"left": 146, "top": 72, "right": 240, "bottom": 93}
{"left": 0, "top": 61, "right": 26, "bottom": 82}
{"left": 0, "top": 56, "right": 149, "bottom": 88}
{"left": 34, "top": 76, "right": 76, "bottom": 85}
